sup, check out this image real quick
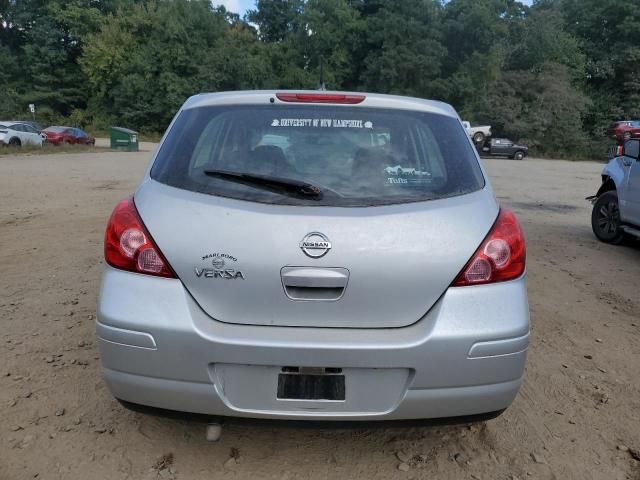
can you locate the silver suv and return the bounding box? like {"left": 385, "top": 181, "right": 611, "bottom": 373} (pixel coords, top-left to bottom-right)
{"left": 97, "top": 91, "right": 529, "bottom": 422}
{"left": 590, "top": 140, "right": 640, "bottom": 244}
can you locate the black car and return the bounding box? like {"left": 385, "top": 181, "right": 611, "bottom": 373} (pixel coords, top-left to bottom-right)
{"left": 480, "top": 138, "right": 528, "bottom": 160}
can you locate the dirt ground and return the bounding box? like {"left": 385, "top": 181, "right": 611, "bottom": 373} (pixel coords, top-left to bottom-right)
{"left": 1, "top": 149, "right": 639, "bottom": 480}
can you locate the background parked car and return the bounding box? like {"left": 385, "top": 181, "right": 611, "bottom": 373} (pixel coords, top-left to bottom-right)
{"left": 14, "top": 120, "right": 44, "bottom": 133}
{"left": 0, "top": 121, "right": 45, "bottom": 147}
{"left": 481, "top": 138, "right": 528, "bottom": 160}
{"left": 43, "top": 126, "right": 96, "bottom": 146}
{"left": 606, "top": 120, "right": 640, "bottom": 142}
{"left": 462, "top": 121, "right": 492, "bottom": 143}
{"left": 589, "top": 139, "right": 640, "bottom": 244}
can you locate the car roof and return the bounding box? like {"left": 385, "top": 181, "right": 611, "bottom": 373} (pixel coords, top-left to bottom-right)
{"left": 1, "top": 120, "right": 41, "bottom": 128}
{"left": 182, "top": 90, "right": 459, "bottom": 118}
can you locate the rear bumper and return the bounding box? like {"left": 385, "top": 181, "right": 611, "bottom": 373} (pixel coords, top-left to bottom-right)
{"left": 97, "top": 266, "right": 529, "bottom": 421}
{"left": 104, "top": 368, "right": 521, "bottom": 421}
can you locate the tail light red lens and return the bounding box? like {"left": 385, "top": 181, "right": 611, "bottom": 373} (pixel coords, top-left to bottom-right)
{"left": 453, "top": 209, "right": 526, "bottom": 287}
{"left": 276, "top": 93, "right": 366, "bottom": 104}
{"left": 104, "top": 198, "right": 176, "bottom": 278}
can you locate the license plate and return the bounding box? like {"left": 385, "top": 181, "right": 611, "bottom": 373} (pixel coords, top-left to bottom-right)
{"left": 277, "top": 373, "right": 345, "bottom": 401}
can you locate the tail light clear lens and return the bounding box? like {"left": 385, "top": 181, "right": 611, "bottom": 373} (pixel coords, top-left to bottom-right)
{"left": 453, "top": 209, "right": 526, "bottom": 286}
{"left": 104, "top": 198, "right": 176, "bottom": 278}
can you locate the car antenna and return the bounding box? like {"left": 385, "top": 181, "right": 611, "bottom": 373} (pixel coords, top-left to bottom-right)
{"left": 318, "top": 56, "right": 326, "bottom": 91}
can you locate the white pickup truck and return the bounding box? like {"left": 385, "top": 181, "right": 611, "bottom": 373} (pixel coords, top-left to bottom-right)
{"left": 462, "top": 121, "right": 492, "bottom": 143}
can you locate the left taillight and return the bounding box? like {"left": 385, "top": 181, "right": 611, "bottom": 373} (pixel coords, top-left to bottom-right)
{"left": 104, "top": 198, "right": 176, "bottom": 278}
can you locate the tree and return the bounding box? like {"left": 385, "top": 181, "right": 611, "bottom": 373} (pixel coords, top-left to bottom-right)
{"left": 0, "top": 46, "right": 20, "bottom": 118}
{"left": 556, "top": 0, "right": 640, "bottom": 137}
{"left": 358, "top": 0, "right": 446, "bottom": 98}
{"left": 82, "top": 1, "right": 271, "bottom": 131}
{"left": 483, "top": 64, "right": 591, "bottom": 155}
{"left": 441, "top": 0, "right": 525, "bottom": 72}
{"left": 246, "top": 0, "right": 304, "bottom": 42}
{"left": 292, "top": 0, "right": 363, "bottom": 89}
{"left": 0, "top": 0, "right": 637, "bottom": 159}
{"left": 506, "top": 7, "right": 584, "bottom": 75}
{"left": 437, "top": 0, "right": 525, "bottom": 118}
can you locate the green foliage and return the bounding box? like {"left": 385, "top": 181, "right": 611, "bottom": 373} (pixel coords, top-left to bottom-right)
{"left": 484, "top": 64, "right": 591, "bottom": 153}
{"left": 82, "top": 1, "right": 234, "bottom": 130}
{"left": 506, "top": 8, "right": 585, "bottom": 74}
{"left": 357, "top": 0, "right": 445, "bottom": 98}
{"left": 0, "top": 0, "right": 636, "bottom": 158}
{"left": 294, "top": 0, "right": 363, "bottom": 89}
{"left": 247, "top": 0, "right": 304, "bottom": 42}
{"left": 555, "top": 0, "right": 640, "bottom": 142}
{"left": 0, "top": 46, "right": 19, "bottom": 118}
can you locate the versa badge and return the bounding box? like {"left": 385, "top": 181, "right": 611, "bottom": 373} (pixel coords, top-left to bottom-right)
{"left": 195, "top": 253, "right": 245, "bottom": 280}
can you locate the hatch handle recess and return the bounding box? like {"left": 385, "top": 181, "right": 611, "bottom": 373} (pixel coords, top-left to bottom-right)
{"left": 280, "top": 267, "right": 349, "bottom": 301}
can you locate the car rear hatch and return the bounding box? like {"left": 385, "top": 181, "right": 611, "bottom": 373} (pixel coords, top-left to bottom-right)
{"left": 136, "top": 184, "right": 496, "bottom": 329}
{"left": 136, "top": 93, "right": 497, "bottom": 329}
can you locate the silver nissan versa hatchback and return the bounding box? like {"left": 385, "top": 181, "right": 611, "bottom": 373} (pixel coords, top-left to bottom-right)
{"left": 97, "top": 91, "right": 529, "bottom": 422}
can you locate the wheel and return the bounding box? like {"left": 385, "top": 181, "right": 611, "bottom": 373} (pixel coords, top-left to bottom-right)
{"left": 591, "top": 191, "right": 625, "bottom": 244}
{"left": 623, "top": 131, "right": 631, "bottom": 141}
{"left": 473, "top": 132, "right": 485, "bottom": 143}
{"left": 513, "top": 151, "right": 525, "bottom": 161}
{"left": 8, "top": 137, "right": 21, "bottom": 147}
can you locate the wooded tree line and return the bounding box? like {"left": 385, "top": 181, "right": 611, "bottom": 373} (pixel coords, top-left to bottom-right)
{"left": 1, "top": 0, "right": 639, "bottom": 157}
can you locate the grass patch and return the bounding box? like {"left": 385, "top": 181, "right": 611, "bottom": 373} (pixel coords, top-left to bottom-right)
{"left": 0, "top": 143, "right": 114, "bottom": 156}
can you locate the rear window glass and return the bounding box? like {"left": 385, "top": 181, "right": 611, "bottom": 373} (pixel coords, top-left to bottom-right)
{"left": 151, "top": 105, "right": 485, "bottom": 207}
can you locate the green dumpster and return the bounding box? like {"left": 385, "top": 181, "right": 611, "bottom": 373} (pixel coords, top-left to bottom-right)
{"left": 110, "top": 127, "right": 139, "bottom": 151}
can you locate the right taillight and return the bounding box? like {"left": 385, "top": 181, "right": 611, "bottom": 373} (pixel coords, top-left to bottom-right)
{"left": 104, "top": 198, "right": 176, "bottom": 278}
{"left": 453, "top": 209, "right": 526, "bottom": 287}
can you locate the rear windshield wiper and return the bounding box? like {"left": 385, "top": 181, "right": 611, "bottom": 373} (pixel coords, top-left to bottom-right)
{"left": 203, "top": 169, "right": 323, "bottom": 199}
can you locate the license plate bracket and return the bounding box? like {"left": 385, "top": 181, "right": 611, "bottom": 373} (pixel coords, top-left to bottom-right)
{"left": 277, "top": 373, "right": 345, "bottom": 401}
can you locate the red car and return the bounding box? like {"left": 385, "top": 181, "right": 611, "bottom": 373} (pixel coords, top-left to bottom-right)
{"left": 606, "top": 120, "right": 640, "bottom": 142}
{"left": 43, "top": 126, "right": 96, "bottom": 145}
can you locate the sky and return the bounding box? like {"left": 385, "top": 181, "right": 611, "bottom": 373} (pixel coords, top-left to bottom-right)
{"left": 214, "top": 0, "right": 255, "bottom": 15}
{"left": 214, "top": 0, "right": 534, "bottom": 16}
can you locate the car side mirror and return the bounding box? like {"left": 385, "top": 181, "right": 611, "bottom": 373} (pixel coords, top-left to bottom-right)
{"left": 623, "top": 139, "right": 640, "bottom": 159}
